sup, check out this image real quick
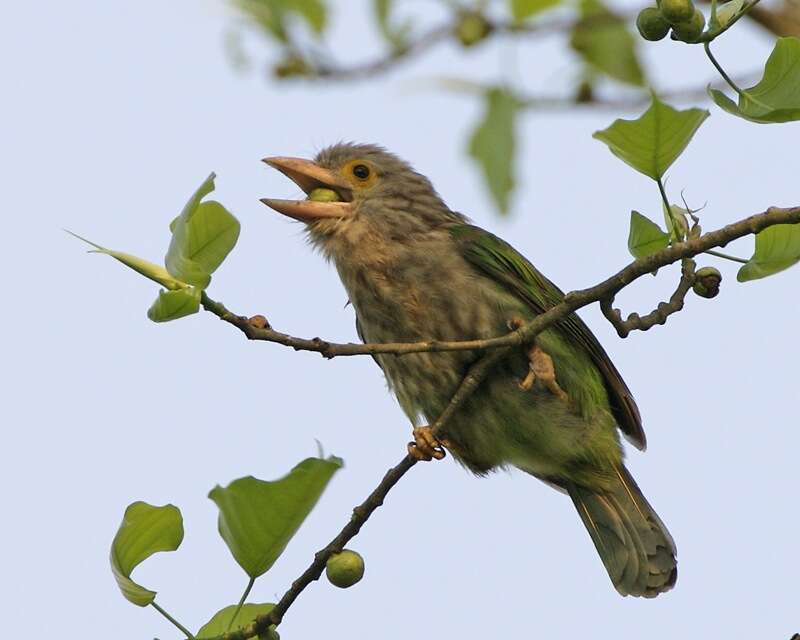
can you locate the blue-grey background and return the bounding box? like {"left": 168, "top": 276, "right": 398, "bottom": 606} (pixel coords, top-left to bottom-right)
{"left": 2, "top": 1, "right": 798, "bottom": 638}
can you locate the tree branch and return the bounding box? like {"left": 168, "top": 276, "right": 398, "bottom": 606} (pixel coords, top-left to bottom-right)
{"left": 198, "top": 350, "right": 503, "bottom": 640}
{"left": 202, "top": 205, "right": 800, "bottom": 357}
{"left": 197, "top": 204, "right": 799, "bottom": 639}
{"left": 747, "top": 1, "right": 800, "bottom": 37}
{"left": 295, "top": 11, "right": 638, "bottom": 82}
{"left": 601, "top": 258, "right": 697, "bottom": 338}
{"left": 267, "top": 2, "right": 789, "bottom": 84}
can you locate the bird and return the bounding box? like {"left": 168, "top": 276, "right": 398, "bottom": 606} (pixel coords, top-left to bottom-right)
{"left": 261, "top": 143, "right": 677, "bottom": 598}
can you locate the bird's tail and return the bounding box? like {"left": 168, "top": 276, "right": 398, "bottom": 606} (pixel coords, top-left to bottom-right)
{"left": 565, "top": 465, "right": 677, "bottom": 597}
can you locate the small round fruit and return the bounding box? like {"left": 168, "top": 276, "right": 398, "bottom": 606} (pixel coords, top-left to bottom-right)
{"left": 671, "top": 7, "right": 706, "bottom": 42}
{"left": 326, "top": 550, "right": 365, "bottom": 588}
{"left": 660, "top": 0, "right": 695, "bottom": 23}
{"left": 307, "top": 187, "right": 340, "bottom": 203}
{"left": 636, "top": 7, "right": 671, "bottom": 41}
{"left": 455, "top": 11, "right": 492, "bottom": 47}
{"left": 693, "top": 266, "right": 722, "bottom": 298}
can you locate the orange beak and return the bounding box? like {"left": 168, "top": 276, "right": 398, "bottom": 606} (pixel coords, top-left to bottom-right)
{"left": 261, "top": 156, "right": 354, "bottom": 223}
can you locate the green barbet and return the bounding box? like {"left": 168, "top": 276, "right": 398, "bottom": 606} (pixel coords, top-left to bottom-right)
{"left": 262, "top": 144, "right": 677, "bottom": 597}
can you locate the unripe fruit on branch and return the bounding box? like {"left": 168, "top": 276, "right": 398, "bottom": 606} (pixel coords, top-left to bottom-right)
{"left": 326, "top": 550, "right": 365, "bottom": 588}
{"left": 455, "top": 11, "right": 492, "bottom": 47}
{"left": 671, "top": 8, "right": 706, "bottom": 41}
{"left": 693, "top": 266, "right": 722, "bottom": 298}
{"left": 661, "top": 0, "right": 695, "bottom": 23}
{"left": 637, "top": 7, "right": 671, "bottom": 41}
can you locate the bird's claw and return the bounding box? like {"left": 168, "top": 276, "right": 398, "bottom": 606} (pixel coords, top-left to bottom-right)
{"left": 519, "top": 345, "right": 569, "bottom": 402}
{"left": 407, "top": 426, "right": 447, "bottom": 461}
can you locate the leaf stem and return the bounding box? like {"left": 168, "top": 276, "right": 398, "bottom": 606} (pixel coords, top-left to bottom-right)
{"left": 151, "top": 601, "right": 196, "bottom": 639}
{"left": 704, "top": 43, "right": 744, "bottom": 95}
{"left": 705, "top": 249, "right": 748, "bottom": 264}
{"left": 227, "top": 576, "right": 257, "bottom": 632}
{"left": 657, "top": 178, "right": 671, "bottom": 213}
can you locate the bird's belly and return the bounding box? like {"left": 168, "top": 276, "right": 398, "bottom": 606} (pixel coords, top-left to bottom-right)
{"left": 363, "top": 315, "right": 614, "bottom": 477}
{"left": 348, "top": 272, "right": 619, "bottom": 478}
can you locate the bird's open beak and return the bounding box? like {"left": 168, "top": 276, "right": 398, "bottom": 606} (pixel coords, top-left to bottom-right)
{"left": 261, "top": 156, "right": 354, "bottom": 223}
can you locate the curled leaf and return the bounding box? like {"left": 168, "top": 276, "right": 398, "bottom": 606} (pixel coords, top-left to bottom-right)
{"left": 110, "top": 502, "right": 184, "bottom": 606}
{"left": 166, "top": 174, "right": 241, "bottom": 288}
{"left": 147, "top": 287, "right": 202, "bottom": 323}
{"left": 708, "top": 37, "right": 800, "bottom": 123}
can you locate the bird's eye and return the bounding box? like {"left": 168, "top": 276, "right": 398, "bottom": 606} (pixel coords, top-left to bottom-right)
{"left": 352, "top": 164, "right": 371, "bottom": 180}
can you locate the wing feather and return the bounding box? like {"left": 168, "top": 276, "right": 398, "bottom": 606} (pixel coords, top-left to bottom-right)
{"left": 450, "top": 224, "right": 646, "bottom": 450}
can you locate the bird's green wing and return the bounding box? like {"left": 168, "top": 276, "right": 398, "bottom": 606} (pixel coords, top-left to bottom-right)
{"left": 450, "top": 223, "right": 646, "bottom": 450}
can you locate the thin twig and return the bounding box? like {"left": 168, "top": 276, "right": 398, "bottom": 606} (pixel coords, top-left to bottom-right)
{"left": 202, "top": 205, "right": 800, "bottom": 357}
{"left": 601, "top": 259, "right": 697, "bottom": 338}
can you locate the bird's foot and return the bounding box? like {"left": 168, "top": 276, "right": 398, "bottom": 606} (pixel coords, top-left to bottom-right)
{"left": 407, "top": 426, "right": 447, "bottom": 461}
{"left": 519, "top": 345, "right": 569, "bottom": 402}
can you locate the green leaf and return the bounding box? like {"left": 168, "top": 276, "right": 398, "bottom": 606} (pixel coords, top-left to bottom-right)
{"left": 468, "top": 88, "right": 519, "bottom": 214}
{"left": 737, "top": 223, "right": 800, "bottom": 281}
{"left": 708, "top": 37, "right": 800, "bottom": 124}
{"left": 511, "top": 0, "right": 562, "bottom": 21}
{"left": 593, "top": 95, "right": 709, "bottom": 179}
{"left": 166, "top": 174, "right": 241, "bottom": 289}
{"left": 570, "top": 0, "right": 644, "bottom": 86}
{"left": 284, "top": 0, "right": 327, "bottom": 34}
{"left": 147, "top": 287, "right": 202, "bottom": 323}
{"left": 209, "top": 456, "right": 343, "bottom": 578}
{"left": 374, "top": 0, "right": 412, "bottom": 50}
{"left": 235, "top": 0, "right": 327, "bottom": 40}
{"left": 67, "top": 231, "right": 189, "bottom": 291}
{"left": 628, "top": 211, "right": 670, "bottom": 259}
{"left": 110, "top": 502, "right": 184, "bottom": 606}
{"left": 235, "top": 0, "right": 288, "bottom": 42}
{"left": 197, "top": 603, "right": 277, "bottom": 637}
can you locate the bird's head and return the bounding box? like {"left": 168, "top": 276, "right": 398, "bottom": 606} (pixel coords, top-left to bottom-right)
{"left": 261, "top": 143, "right": 463, "bottom": 255}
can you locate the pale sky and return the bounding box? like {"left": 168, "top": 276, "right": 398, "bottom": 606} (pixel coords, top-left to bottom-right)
{"left": 2, "top": 1, "right": 798, "bottom": 638}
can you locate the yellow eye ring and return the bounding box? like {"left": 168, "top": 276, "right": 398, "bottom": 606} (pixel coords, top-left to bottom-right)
{"left": 342, "top": 159, "right": 378, "bottom": 187}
